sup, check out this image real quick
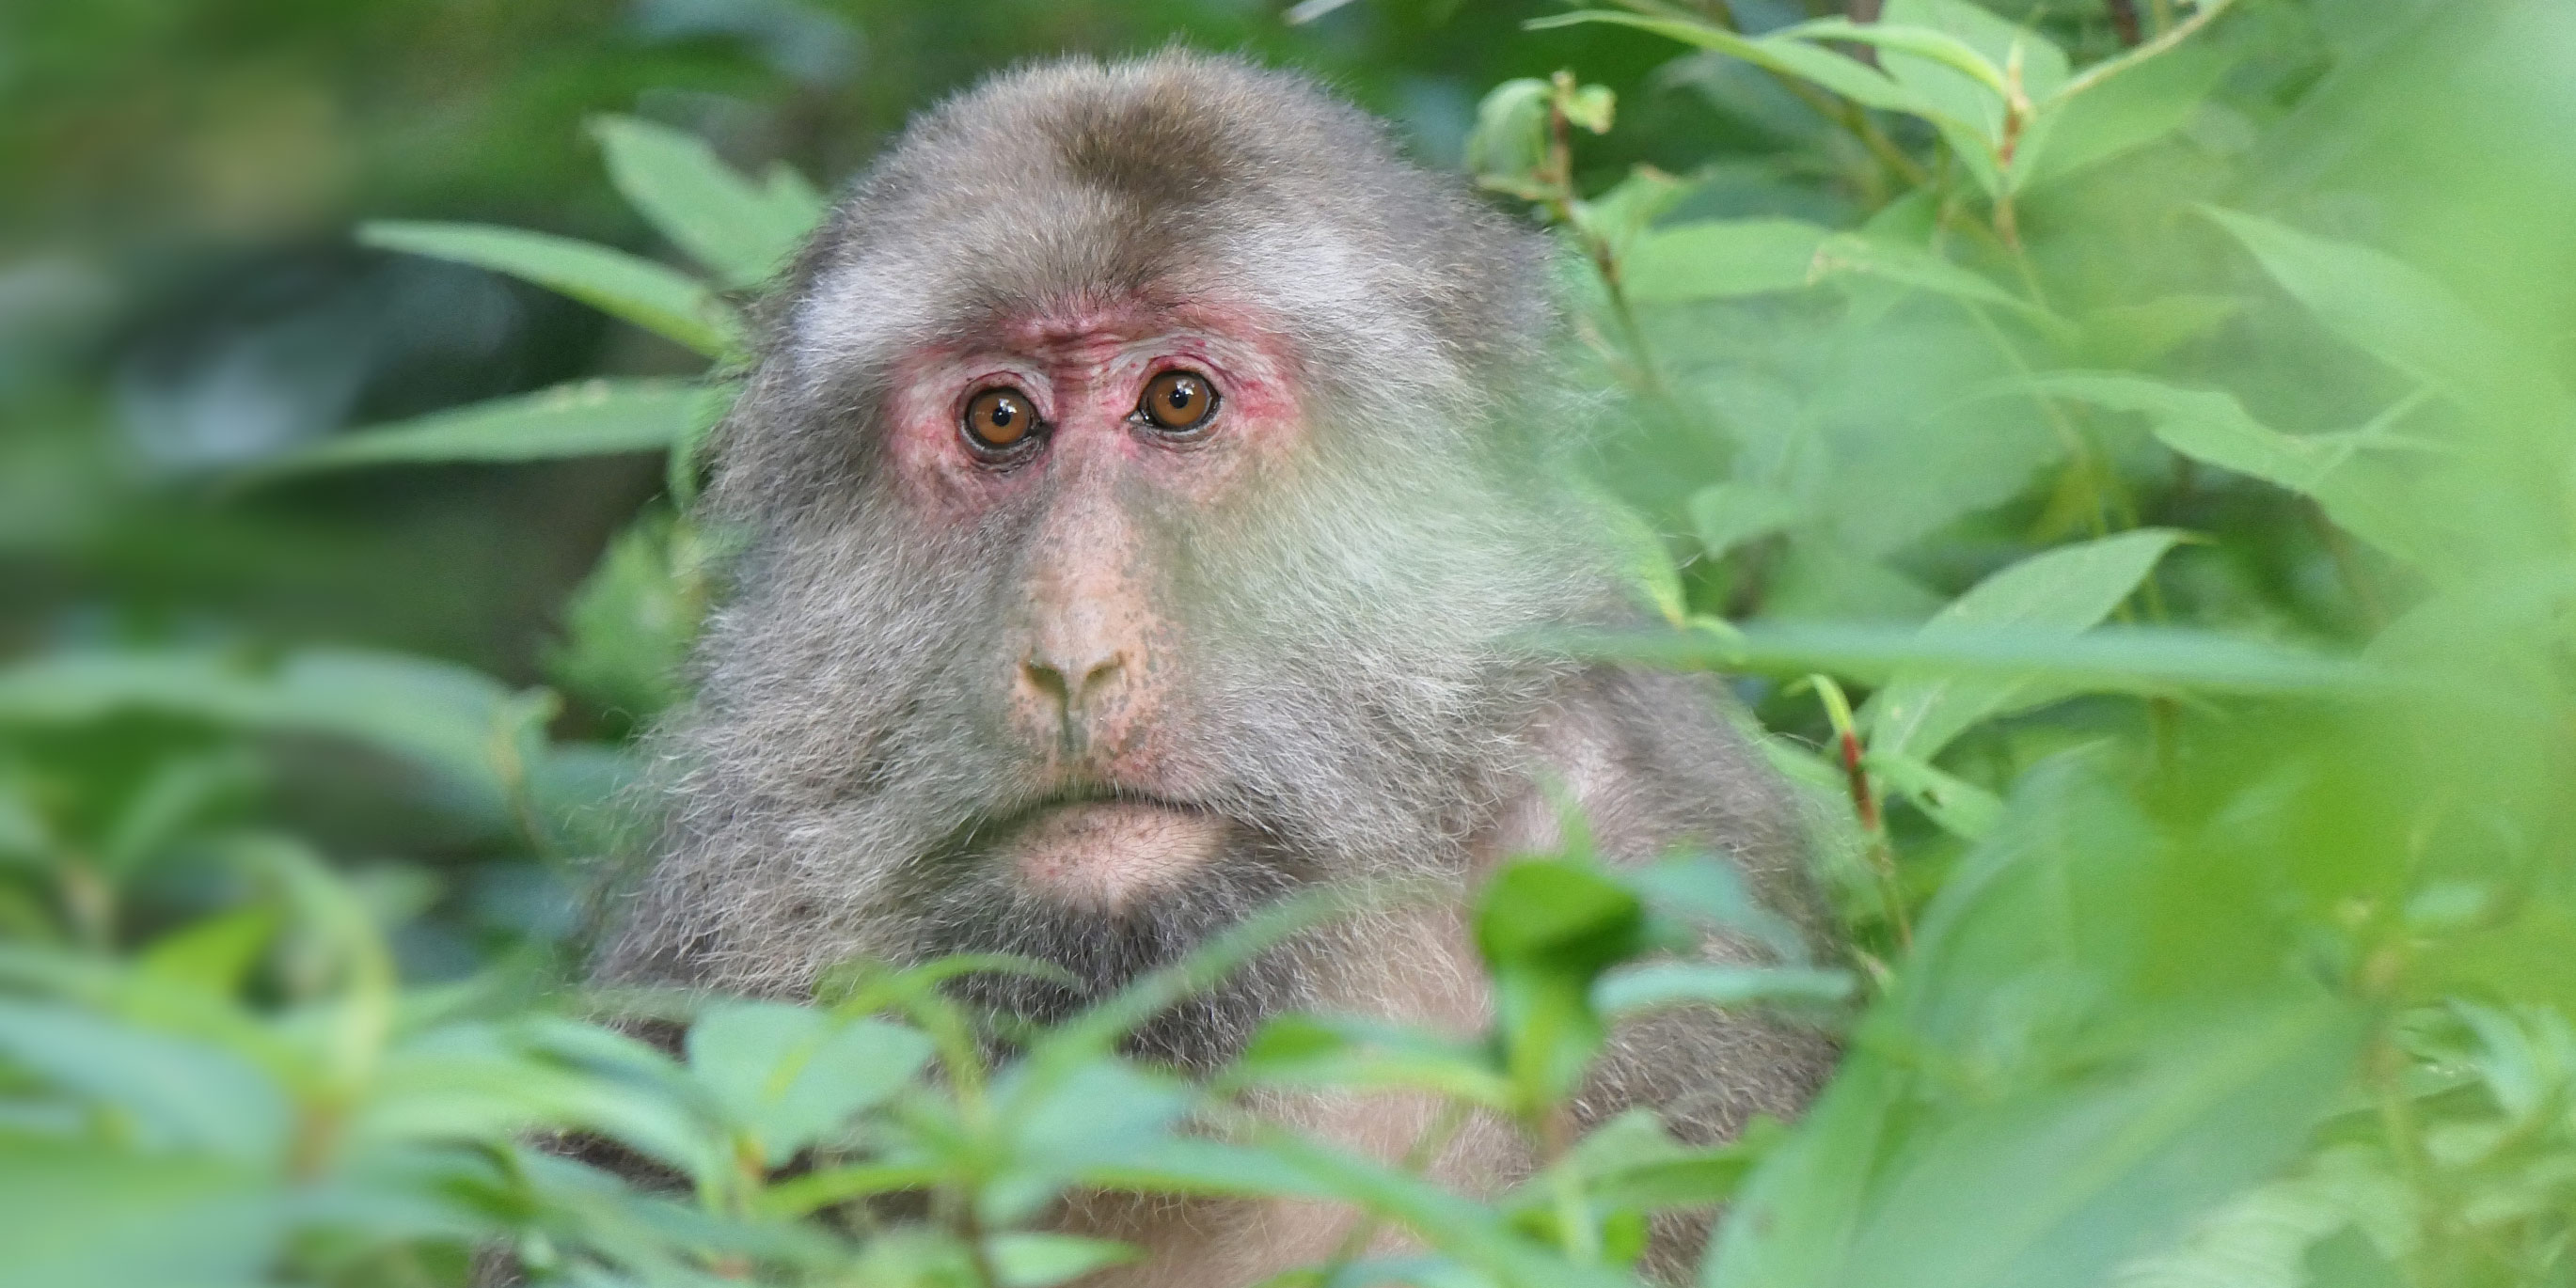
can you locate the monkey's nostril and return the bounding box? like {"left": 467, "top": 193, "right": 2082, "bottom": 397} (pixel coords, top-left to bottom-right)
{"left": 1021, "top": 651, "right": 1126, "bottom": 715}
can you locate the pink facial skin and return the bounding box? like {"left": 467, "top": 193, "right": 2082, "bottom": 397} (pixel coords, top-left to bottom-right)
{"left": 880, "top": 294, "right": 1303, "bottom": 902}
{"left": 880, "top": 295, "right": 1303, "bottom": 516}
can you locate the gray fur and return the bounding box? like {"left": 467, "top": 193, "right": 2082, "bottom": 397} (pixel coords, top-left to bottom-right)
{"left": 596, "top": 49, "right": 1832, "bottom": 1227}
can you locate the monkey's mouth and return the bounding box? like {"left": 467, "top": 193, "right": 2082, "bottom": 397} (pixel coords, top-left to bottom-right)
{"left": 983, "top": 793, "right": 1231, "bottom": 911}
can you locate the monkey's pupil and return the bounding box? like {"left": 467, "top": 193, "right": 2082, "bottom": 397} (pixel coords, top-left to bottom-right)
{"left": 1143, "top": 371, "right": 1214, "bottom": 430}
{"left": 965, "top": 389, "right": 1033, "bottom": 449}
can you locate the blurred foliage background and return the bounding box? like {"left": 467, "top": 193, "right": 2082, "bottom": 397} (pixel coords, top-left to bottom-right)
{"left": 5, "top": 1, "right": 2575, "bottom": 1286}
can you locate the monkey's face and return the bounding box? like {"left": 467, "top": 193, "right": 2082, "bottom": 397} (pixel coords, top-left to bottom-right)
{"left": 875, "top": 294, "right": 1310, "bottom": 915}
{"left": 621, "top": 55, "right": 1613, "bottom": 1056}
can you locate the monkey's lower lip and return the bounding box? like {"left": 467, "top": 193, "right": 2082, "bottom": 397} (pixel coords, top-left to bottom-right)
{"left": 997, "top": 798, "right": 1229, "bottom": 909}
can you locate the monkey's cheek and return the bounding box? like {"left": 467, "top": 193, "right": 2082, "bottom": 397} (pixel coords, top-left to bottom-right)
{"left": 1003, "top": 802, "right": 1229, "bottom": 911}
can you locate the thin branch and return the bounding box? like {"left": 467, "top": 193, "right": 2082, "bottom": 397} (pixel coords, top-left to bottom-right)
{"left": 2049, "top": 0, "right": 2238, "bottom": 105}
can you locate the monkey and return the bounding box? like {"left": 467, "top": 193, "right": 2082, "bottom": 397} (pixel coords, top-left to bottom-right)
{"left": 595, "top": 51, "right": 1838, "bottom": 1287}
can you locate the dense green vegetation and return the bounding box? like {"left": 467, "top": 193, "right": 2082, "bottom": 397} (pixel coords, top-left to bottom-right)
{"left": 5, "top": 1, "right": 2573, "bottom": 1285}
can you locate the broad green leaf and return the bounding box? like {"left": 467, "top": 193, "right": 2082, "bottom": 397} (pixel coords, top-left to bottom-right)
{"left": 2019, "top": 42, "right": 2234, "bottom": 190}
{"left": 1867, "top": 749, "right": 2006, "bottom": 840}
{"left": 1466, "top": 78, "right": 1553, "bottom": 191}
{"left": 361, "top": 221, "right": 742, "bottom": 359}
{"left": 2021, "top": 371, "right": 2424, "bottom": 561}
{"left": 1690, "top": 482, "right": 1806, "bottom": 561}
{"left": 687, "top": 1002, "right": 931, "bottom": 1166}
{"left": 1593, "top": 964, "right": 1855, "bottom": 1016}
{"left": 592, "top": 116, "right": 826, "bottom": 288}
{"left": 1559, "top": 621, "right": 2372, "bottom": 698}
{"left": 1232, "top": 1013, "right": 1514, "bottom": 1107}
{"left": 1810, "top": 232, "right": 2062, "bottom": 330}
{"left": 1527, "top": 12, "right": 1959, "bottom": 129}
{"left": 1624, "top": 220, "right": 1828, "bottom": 304}
{"left": 1882, "top": 0, "right": 2069, "bottom": 97}
{"left": 1582, "top": 481, "right": 1688, "bottom": 624}
{"left": 1080, "top": 1135, "right": 1342, "bottom": 1202}
{"left": 1503, "top": 1111, "right": 1765, "bottom": 1217}
{"left": 259, "top": 378, "right": 732, "bottom": 476}
{"left": 1702, "top": 1054, "right": 1903, "bottom": 1288}
{"left": 2203, "top": 207, "right": 2568, "bottom": 415}
{"left": 1249, "top": 1130, "right": 1637, "bottom": 1288}
{"left": 1626, "top": 219, "right": 2056, "bottom": 329}
{"left": 985, "top": 1233, "right": 1141, "bottom": 1288}
{"left": 1826, "top": 1000, "right": 2369, "bottom": 1288}
{"left": 2076, "top": 295, "right": 2242, "bottom": 367}
{"left": 546, "top": 509, "right": 711, "bottom": 726}
{"left": 0, "top": 1001, "right": 288, "bottom": 1160}
{"left": 1776, "top": 18, "right": 2014, "bottom": 102}
{"left": 1623, "top": 853, "right": 1811, "bottom": 964}
{"left": 0, "top": 649, "right": 536, "bottom": 826}
{"left": 1863, "top": 530, "right": 2181, "bottom": 762}
{"left": 985, "top": 1058, "right": 1196, "bottom": 1224}
{"left": 0, "top": 1145, "right": 279, "bottom": 1288}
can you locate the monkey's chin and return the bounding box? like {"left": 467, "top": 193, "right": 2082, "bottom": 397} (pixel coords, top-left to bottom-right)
{"left": 999, "top": 800, "right": 1230, "bottom": 911}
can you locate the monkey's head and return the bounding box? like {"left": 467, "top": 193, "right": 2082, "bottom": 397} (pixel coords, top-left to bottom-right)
{"left": 608, "top": 53, "right": 1636, "bottom": 1064}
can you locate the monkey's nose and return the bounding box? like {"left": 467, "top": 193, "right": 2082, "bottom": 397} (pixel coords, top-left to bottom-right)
{"left": 1020, "top": 649, "right": 1127, "bottom": 727}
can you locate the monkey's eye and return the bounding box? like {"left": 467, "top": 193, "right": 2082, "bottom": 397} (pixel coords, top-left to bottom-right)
{"left": 962, "top": 386, "right": 1039, "bottom": 454}
{"left": 1138, "top": 369, "right": 1218, "bottom": 433}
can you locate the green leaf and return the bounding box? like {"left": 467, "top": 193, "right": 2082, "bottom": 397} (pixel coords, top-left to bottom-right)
{"left": 258, "top": 378, "right": 732, "bottom": 477}
{"left": 2020, "top": 372, "right": 2424, "bottom": 561}
{"left": 1622, "top": 853, "right": 1811, "bottom": 964}
{"left": 1689, "top": 482, "right": 1806, "bottom": 561}
{"left": 1825, "top": 1000, "right": 2369, "bottom": 1288}
{"left": 985, "top": 1233, "right": 1142, "bottom": 1288}
{"left": 1527, "top": 12, "right": 1960, "bottom": 128}
{"left": 2202, "top": 207, "right": 2568, "bottom": 415}
{"left": 686, "top": 1002, "right": 932, "bottom": 1166}
{"left": 1625, "top": 220, "right": 1829, "bottom": 304}
{"left": 1556, "top": 621, "right": 2372, "bottom": 698}
{"left": 1232, "top": 1013, "right": 1514, "bottom": 1108}
{"left": 546, "top": 510, "right": 711, "bottom": 726}
{"left": 1867, "top": 750, "right": 2006, "bottom": 840}
{"left": 1592, "top": 963, "right": 1855, "bottom": 1016}
{"left": 592, "top": 116, "right": 826, "bottom": 288}
{"left": 361, "top": 221, "right": 743, "bottom": 359}
{"left": 1865, "top": 529, "right": 2183, "bottom": 762}
{"left": 1580, "top": 481, "right": 1688, "bottom": 624}
{"left": 2020, "top": 42, "right": 2233, "bottom": 190}
{"left": 1504, "top": 1110, "right": 1767, "bottom": 1218}
{"left": 0, "top": 1144, "right": 278, "bottom": 1288}
{"left": 0, "top": 1000, "right": 289, "bottom": 1160}
{"left": 1080, "top": 1135, "right": 1343, "bottom": 1202}
{"left": 1702, "top": 1054, "right": 1903, "bottom": 1288}
{"left": 0, "top": 649, "right": 539, "bottom": 828}
{"left": 1466, "top": 78, "right": 1554, "bottom": 191}
{"left": 1776, "top": 18, "right": 2014, "bottom": 103}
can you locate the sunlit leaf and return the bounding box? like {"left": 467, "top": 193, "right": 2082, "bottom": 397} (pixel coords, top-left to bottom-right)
{"left": 258, "top": 378, "right": 734, "bottom": 477}
{"left": 592, "top": 115, "right": 826, "bottom": 288}
{"left": 687, "top": 1002, "right": 932, "bottom": 1166}
{"left": 1593, "top": 963, "right": 1855, "bottom": 1016}
{"left": 361, "top": 221, "right": 744, "bottom": 358}
{"left": 1866, "top": 529, "right": 2183, "bottom": 762}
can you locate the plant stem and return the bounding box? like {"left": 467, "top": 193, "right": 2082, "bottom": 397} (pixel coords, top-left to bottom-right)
{"left": 2107, "top": 0, "right": 2143, "bottom": 45}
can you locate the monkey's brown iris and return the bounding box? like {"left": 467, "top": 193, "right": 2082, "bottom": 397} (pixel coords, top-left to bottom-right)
{"left": 963, "top": 386, "right": 1038, "bottom": 452}
{"left": 1140, "top": 370, "right": 1216, "bottom": 432}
